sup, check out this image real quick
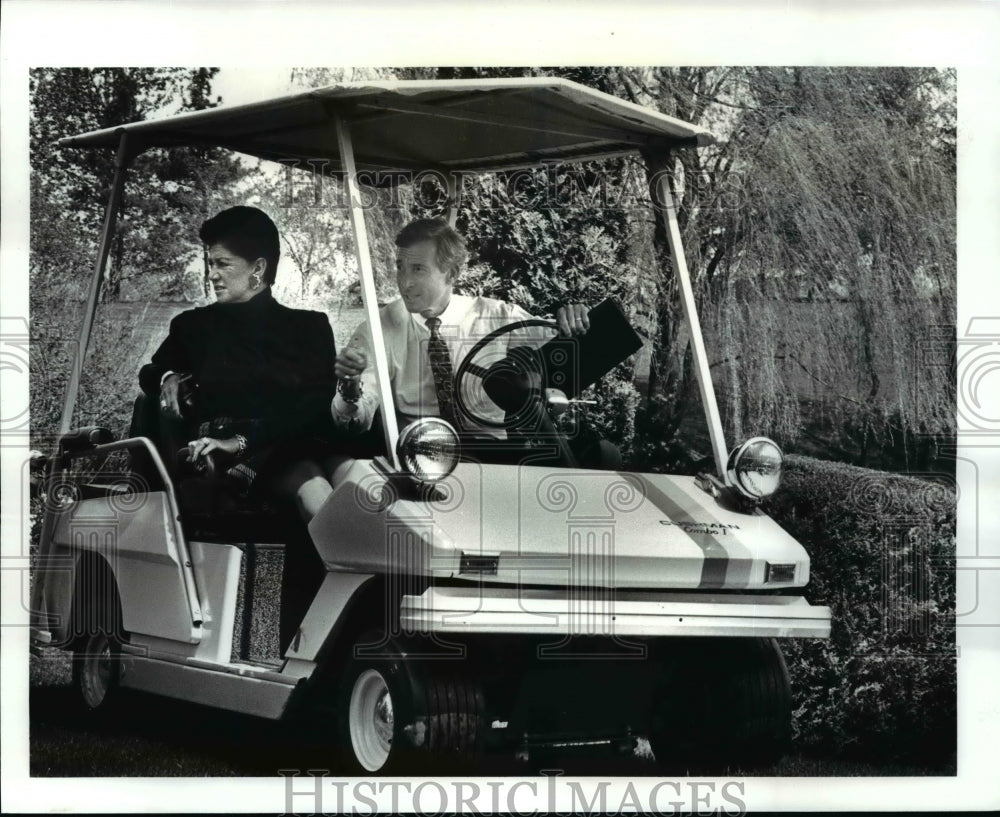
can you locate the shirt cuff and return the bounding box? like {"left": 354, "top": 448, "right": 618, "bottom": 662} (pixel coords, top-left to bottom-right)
{"left": 160, "top": 370, "right": 176, "bottom": 387}
{"left": 332, "top": 392, "right": 358, "bottom": 418}
{"left": 332, "top": 393, "right": 371, "bottom": 430}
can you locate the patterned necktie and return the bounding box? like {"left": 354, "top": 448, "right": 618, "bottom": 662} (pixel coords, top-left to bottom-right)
{"left": 425, "top": 317, "right": 461, "bottom": 430}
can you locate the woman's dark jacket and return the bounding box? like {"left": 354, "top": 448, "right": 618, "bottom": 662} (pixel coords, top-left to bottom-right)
{"left": 139, "top": 289, "right": 337, "bottom": 457}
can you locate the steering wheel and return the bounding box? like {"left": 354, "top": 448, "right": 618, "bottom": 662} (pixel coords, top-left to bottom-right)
{"left": 454, "top": 318, "right": 559, "bottom": 429}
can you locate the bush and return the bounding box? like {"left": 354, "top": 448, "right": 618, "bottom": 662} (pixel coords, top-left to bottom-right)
{"left": 30, "top": 297, "right": 150, "bottom": 448}
{"left": 765, "top": 455, "right": 956, "bottom": 766}
{"left": 572, "top": 365, "right": 641, "bottom": 458}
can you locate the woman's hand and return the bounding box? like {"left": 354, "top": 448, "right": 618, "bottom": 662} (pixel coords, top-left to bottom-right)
{"left": 187, "top": 436, "right": 241, "bottom": 463}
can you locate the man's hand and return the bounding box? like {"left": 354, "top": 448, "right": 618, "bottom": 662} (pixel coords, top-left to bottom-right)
{"left": 335, "top": 347, "right": 368, "bottom": 379}
{"left": 555, "top": 303, "right": 590, "bottom": 337}
{"left": 160, "top": 374, "right": 183, "bottom": 419}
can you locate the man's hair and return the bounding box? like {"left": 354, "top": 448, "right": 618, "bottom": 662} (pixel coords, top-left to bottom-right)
{"left": 199, "top": 206, "right": 281, "bottom": 285}
{"left": 395, "top": 218, "right": 467, "bottom": 282}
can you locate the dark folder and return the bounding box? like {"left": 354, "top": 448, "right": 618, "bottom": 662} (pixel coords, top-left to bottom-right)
{"left": 482, "top": 298, "right": 644, "bottom": 415}
{"left": 535, "top": 297, "right": 644, "bottom": 398}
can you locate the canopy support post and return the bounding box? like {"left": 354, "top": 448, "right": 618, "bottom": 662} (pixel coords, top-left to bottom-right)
{"left": 649, "top": 152, "right": 729, "bottom": 479}
{"left": 58, "top": 130, "right": 134, "bottom": 436}
{"left": 445, "top": 172, "right": 460, "bottom": 227}
{"left": 334, "top": 114, "right": 401, "bottom": 469}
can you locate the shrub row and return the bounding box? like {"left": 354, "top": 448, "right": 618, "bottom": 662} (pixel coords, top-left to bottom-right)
{"left": 765, "top": 454, "right": 956, "bottom": 767}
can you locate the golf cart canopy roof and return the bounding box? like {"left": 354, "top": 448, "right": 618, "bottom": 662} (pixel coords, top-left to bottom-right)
{"left": 57, "top": 77, "right": 716, "bottom": 174}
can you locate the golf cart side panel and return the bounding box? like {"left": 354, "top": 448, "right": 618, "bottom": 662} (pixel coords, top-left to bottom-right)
{"left": 186, "top": 541, "right": 244, "bottom": 663}
{"left": 283, "top": 570, "right": 378, "bottom": 662}
{"left": 309, "top": 461, "right": 811, "bottom": 591}
{"left": 51, "top": 492, "right": 201, "bottom": 644}
{"left": 119, "top": 655, "right": 298, "bottom": 720}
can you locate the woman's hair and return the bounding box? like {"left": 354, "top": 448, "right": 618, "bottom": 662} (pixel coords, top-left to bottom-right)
{"left": 395, "top": 218, "right": 467, "bottom": 282}
{"left": 199, "top": 206, "right": 281, "bottom": 285}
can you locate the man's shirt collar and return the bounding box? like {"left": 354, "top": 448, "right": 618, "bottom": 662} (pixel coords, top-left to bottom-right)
{"left": 411, "top": 293, "right": 472, "bottom": 331}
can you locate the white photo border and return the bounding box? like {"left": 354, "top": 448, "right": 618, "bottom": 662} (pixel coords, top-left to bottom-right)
{"left": 2, "top": 0, "right": 998, "bottom": 812}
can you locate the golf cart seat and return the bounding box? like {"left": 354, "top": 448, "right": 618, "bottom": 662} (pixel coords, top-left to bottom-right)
{"left": 174, "top": 474, "right": 294, "bottom": 544}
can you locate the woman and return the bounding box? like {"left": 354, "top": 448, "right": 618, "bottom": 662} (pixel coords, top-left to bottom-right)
{"left": 137, "top": 206, "right": 338, "bottom": 650}
{"left": 140, "top": 205, "right": 339, "bottom": 519}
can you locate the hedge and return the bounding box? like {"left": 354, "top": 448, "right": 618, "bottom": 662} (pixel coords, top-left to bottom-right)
{"left": 765, "top": 454, "right": 956, "bottom": 767}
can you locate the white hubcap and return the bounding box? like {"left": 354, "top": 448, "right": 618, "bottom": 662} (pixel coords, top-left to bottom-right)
{"left": 349, "top": 669, "right": 394, "bottom": 771}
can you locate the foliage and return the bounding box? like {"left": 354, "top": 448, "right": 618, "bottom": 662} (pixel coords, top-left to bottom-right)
{"left": 571, "top": 366, "right": 642, "bottom": 458}
{"left": 277, "top": 65, "right": 958, "bottom": 470}
{"left": 29, "top": 68, "right": 242, "bottom": 438}
{"left": 30, "top": 68, "right": 243, "bottom": 304}
{"left": 29, "top": 303, "right": 179, "bottom": 448}
{"left": 766, "top": 455, "right": 956, "bottom": 765}
{"left": 242, "top": 161, "right": 353, "bottom": 308}
{"left": 707, "top": 69, "right": 957, "bottom": 460}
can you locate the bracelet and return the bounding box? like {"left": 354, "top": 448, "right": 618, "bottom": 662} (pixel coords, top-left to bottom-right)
{"left": 234, "top": 433, "right": 248, "bottom": 458}
{"left": 338, "top": 376, "right": 363, "bottom": 404}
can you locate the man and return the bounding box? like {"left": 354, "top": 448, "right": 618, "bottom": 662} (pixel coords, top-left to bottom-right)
{"left": 332, "top": 217, "right": 590, "bottom": 444}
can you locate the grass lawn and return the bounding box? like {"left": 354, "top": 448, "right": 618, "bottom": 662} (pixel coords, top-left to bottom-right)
{"left": 27, "top": 648, "right": 954, "bottom": 778}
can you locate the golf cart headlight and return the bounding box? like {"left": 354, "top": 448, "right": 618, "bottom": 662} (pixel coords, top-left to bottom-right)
{"left": 396, "top": 418, "right": 460, "bottom": 483}
{"left": 726, "top": 437, "right": 783, "bottom": 500}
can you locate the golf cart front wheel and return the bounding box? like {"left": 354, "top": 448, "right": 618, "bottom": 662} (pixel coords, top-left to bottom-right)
{"left": 337, "top": 636, "right": 485, "bottom": 774}
{"left": 649, "top": 637, "right": 791, "bottom": 774}
{"left": 346, "top": 667, "right": 398, "bottom": 772}
{"left": 72, "top": 627, "right": 122, "bottom": 713}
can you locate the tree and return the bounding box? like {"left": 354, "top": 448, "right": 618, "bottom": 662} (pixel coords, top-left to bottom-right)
{"left": 701, "top": 68, "right": 956, "bottom": 464}
{"left": 597, "top": 67, "right": 956, "bottom": 468}
{"left": 240, "top": 160, "right": 352, "bottom": 306}
{"left": 278, "top": 65, "right": 958, "bottom": 468}
{"left": 29, "top": 68, "right": 243, "bottom": 438}
{"left": 30, "top": 68, "right": 243, "bottom": 303}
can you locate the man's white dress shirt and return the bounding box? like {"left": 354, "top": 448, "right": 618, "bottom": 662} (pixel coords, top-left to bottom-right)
{"left": 332, "top": 294, "right": 553, "bottom": 438}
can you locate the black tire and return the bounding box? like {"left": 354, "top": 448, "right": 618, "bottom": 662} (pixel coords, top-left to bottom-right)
{"left": 649, "top": 637, "right": 791, "bottom": 774}
{"left": 336, "top": 632, "right": 484, "bottom": 774}
{"left": 421, "top": 670, "right": 485, "bottom": 769}
{"left": 72, "top": 625, "right": 123, "bottom": 714}
{"left": 70, "top": 568, "right": 125, "bottom": 716}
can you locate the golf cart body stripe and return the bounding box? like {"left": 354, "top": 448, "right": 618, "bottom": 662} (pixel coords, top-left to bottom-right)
{"left": 626, "top": 473, "right": 754, "bottom": 589}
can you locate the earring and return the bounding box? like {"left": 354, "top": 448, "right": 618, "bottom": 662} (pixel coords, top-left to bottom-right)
{"left": 251, "top": 274, "right": 261, "bottom": 289}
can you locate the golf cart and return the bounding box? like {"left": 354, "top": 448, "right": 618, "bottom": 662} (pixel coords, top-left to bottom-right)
{"left": 30, "top": 78, "right": 831, "bottom": 773}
